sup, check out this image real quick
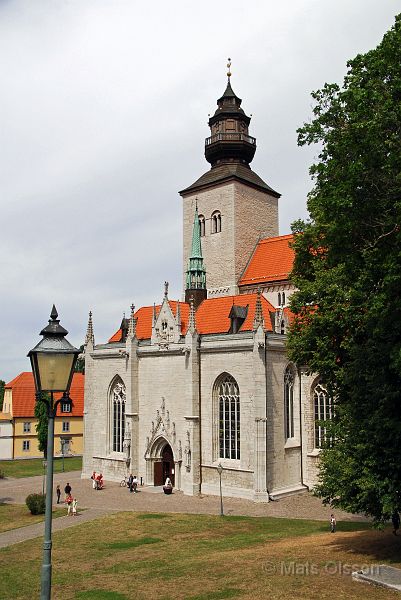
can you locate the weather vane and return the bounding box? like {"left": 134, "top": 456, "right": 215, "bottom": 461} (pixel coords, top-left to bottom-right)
{"left": 227, "top": 57, "right": 231, "bottom": 80}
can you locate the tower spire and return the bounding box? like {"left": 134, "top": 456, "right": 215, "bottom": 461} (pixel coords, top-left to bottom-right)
{"left": 185, "top": 204, "right": 207, "bottom": 308}
{"left": 85, "top": 310, "right": 95, "bottom": 347}
{"left": 128, "top": 303, "right": 136, "bottom": 338}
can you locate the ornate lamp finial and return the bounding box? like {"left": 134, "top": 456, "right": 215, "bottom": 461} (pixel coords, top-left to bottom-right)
{"left": 227, "top": 57, "right": 231, "bottom": 80}
{"left": 164, "top": 281, "right": 169, "bottom": 298}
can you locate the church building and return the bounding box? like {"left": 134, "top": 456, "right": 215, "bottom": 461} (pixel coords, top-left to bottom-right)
{"left": 83, "top": 68, "right": 332, "bottom": 501}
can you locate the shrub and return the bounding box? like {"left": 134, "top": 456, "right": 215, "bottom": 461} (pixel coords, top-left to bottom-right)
{"left": 26, "top": 493, "right": 46, "bottom": 515}
{"left": 0, "top": 470, "right": 5, "bottom": 479}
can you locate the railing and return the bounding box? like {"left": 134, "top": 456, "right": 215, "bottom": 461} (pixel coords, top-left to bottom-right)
{"left": 205, "top": 133, "right": 256, "bottom": 146}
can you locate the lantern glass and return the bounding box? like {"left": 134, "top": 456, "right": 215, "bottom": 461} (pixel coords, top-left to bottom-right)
{"left": 36, "top": 352, "right": 75, "bottom": 392}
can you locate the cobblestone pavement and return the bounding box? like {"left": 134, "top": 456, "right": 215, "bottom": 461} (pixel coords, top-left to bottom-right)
{"left": 0, "top": 470, "right": 367, "bottom": 548}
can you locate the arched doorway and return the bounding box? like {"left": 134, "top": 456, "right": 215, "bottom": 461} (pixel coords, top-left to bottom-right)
{"left": 154, "top": 443, "right": 175, "bottom": 486}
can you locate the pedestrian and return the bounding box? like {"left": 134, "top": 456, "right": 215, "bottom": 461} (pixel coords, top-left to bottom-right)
{"left": 64, "top": 482, "right": 72, "bottom": 500}
{"left": 66, "top": 494, "right": 73, "bottom": 516}
{"left": 91, "top": 471, "right": 97, "bottom": 490}
{"left": 330, "top": 514, "right": 336, "bottom": 533}
{"left": 72, "top": 498, "right": 78, "bottom": 516}
{"left": 128, "top": 473, "right": 134, "bottom": 493}
{"left": 392, "top": 511, "right": 400, "bottom": 535}
{"left": 56, "top": 484, "right": 61, "bottom": 504}
{"left": 132, "top": 475, "right": 138, "bottom": 493}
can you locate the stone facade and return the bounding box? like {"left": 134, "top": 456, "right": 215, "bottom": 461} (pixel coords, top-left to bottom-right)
{"left": 182, "top": 182, "right": 278, "bottom": 297}
{"left": 83, "top": 76, "right": 324, "bottom": 502}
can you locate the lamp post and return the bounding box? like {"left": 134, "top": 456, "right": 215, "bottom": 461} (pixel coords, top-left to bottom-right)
{"left": 60, "top": 439, "right": 66, "bottom": 473}
{"left": 217, "top": 463, "right": 224, "bottom": 517}
{"left": 28, "top": 306, "right": 79, "bottom": 600}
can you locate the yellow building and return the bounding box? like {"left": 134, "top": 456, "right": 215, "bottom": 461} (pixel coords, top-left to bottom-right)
{"left": 0, "top": 372, "right": 84, "bottom": 459}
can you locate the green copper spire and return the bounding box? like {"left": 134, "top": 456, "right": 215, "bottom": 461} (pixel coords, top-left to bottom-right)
{"left": 186, "top": 204, "right": 206, "bottom": 290}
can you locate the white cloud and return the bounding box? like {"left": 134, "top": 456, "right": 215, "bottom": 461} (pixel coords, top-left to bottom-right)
{"left": 0, "top": 0, "right": 398, "bottom": 381}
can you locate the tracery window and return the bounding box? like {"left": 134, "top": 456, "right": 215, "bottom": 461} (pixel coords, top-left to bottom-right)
{"left": 199, "top": 214, "right": 205, "bottom": 237}
{"left": 211, "top": 211, "right": 222, "bottom": 234}
{"left": 284, "top": 367, "right": 294, "bottom": 439}
{"left": 313, "top": 382, "right": 333, "bottom": 449}
{"left": 215, "top": 374, "right": 240, "bottom": 459}
{"left": 110, "top": 379, "right": 126, "bottom": 453}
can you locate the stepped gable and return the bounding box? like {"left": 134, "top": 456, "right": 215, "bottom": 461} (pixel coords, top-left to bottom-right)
{"left": 109, "top": 301, "right": 190, "bottom": 342}
{"left": 239, "top": 233, "right": 295, "bottom": 286}
{"left": 5, "top": 372, "right": 84, "bottom": 417}
{"left": 108, "top": 293, "right": 274, "bottom": 341}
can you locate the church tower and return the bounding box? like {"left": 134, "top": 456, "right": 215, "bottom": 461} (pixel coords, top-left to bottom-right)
{"left": 180, "top": 60, "right": 280, "bottom": 297}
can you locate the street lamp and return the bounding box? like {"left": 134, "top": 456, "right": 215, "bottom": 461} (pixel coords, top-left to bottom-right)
{"left": 216, "top": 463, "right": 224, "bottom": 517}
{"left": 28, "top": 305, "right": 79, "bottom": 600}
{"left": 60, "top": 438, "right": 66, "bottom": 473}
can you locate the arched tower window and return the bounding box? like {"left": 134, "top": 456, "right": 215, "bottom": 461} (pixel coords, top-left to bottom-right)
{"left": 278, "top": 292, "right": 281, "bottom": 306}
{"left": 211, "top": 211, "right": 222, "bottom": 234}
{"left": 214, "top": 373, "right": 240, "bottom": 459}
{"left": 313, "top": 382, "right": 333, "bottom": 449}
{"left": 110, "top": 378, "right": 126, "bottom": 453}
{"left": 282, "top": 291, "right": 286, "bottom": 305}
{"left": 284, "top": 367, "right": 294, "bottom": 439}
{"left": 198, "top": 214, "right": 205, "bottom": 237}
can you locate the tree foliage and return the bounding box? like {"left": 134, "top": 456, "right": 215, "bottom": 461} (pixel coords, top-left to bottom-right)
{"left": 34, "top": 395, "right": 49, "bottom": 458}
{"left": 288, "top": 15, "right": 401, "bottom": 523}
{"left": 74, "top": 345, "right": 85, "bottom": 374}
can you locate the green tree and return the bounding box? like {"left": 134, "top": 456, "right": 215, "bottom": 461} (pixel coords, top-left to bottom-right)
{"left": 288, "top": 15, "right": 401, "bottom": 523}
{"left": 0, "top": 380, "right": 5, "bottom": 411}
{"left": 74, "top": 345, "right": 85, "bottom": 374}
{"left": 34, "top": 395, "right": 49, "bottom": 458}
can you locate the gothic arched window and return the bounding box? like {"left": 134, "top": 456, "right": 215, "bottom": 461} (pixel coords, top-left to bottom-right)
{"left": 278, "top": 292, "right": 282, "bottom": 306}
{"left": 313, "top": 382, "right": 333, "bottom": 449}
{"left": 110, "top": 378, "right": 126, "bottom": 453}
{"left": 198, "top": 214, "right": 205, "bottom": 237}
{"left": 215, "top": 373, "right": 240, "bottom": 459}
{"left": 211, "top": 211, "right": 222, "bottom": 234}
{"left": 282, "top": 291, "right": 286, "bottom": 305}
{"left": 284, "top": 367, "right": 294, "bottom": 439}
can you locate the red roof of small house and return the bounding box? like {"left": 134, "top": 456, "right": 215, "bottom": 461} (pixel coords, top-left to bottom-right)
{"left": 4, "top": 372, "right": 84, "bottom": 418}
{"left": 109, "top": 293, "right": 275, "bottom": 342}
{"left": 239, "top": 234, "right": 295, "bottom": 286}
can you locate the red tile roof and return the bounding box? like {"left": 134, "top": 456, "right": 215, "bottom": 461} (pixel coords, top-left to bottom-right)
{"left": 109, "top": 293, "right": 274, "bottom": 342}
{"left": 239, "top": 234, "right": 295, "bottom": 286}
{"left": 4, "top": 372, "right": 84, "bottom": 418}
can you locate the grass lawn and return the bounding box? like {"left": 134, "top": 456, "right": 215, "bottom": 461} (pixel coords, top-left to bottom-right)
{"left": 0, "top": 503, "right": 65, "bottom": 534}
{"left": 0, "top": 456, "right": 82, "bottom": 478}
{"left": 1, "top": 512, "right": 401, "bottom": 599}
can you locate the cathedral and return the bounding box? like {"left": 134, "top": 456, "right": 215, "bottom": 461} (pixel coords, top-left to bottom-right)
{"left": 83, "top": 69, "right": 331, "bottom": 501}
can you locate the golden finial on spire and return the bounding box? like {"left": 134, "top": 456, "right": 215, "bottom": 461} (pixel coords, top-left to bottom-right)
{"left": 227, "top": 57, "right": 231, "bottom": 79}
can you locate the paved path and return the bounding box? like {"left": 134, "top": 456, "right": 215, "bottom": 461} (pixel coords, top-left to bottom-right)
{"left": 0, "top": 470, "right": 366, "bottom": 548}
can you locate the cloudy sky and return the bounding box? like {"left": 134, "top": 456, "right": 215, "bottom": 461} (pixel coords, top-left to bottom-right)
{"left": 0, "top": 0, "right": 398, "bottom": 382}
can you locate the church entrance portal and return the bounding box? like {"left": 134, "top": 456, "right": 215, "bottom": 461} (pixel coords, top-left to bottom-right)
{"left": 154, "top": 443, "right": 175, "bottom": 486}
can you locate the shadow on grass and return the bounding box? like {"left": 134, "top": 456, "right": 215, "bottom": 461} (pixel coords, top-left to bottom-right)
{"left": 328, "top": 528, "right": 401, "bottom": 563}
{"left": 75, "top": 592, "right": 128, "bottom": 600}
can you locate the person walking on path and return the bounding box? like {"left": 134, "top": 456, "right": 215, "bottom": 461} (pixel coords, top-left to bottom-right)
{"left": 56, "top": 485, "right": 61, "bottom": 504}
{"left": 128, "top": 473, "right": 134, "bottom": 493}
{"left": 132, "top": 475, "right": 139, "bottom": 493}
{"left": 72, "top": 498, "right": 78, "bottom": 516}
{"left": 66, "top": 494, "right": 73, "bottom": 516}
{"left": 330, "top": 514, "right": 336, "bottom": 533}
{"left": 64, "top": 482, "right": 72, "bottom": 500}
{"left": 392, "top": 511, "right": 400, "bottom": 535}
